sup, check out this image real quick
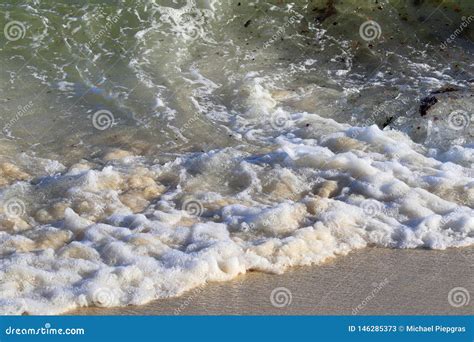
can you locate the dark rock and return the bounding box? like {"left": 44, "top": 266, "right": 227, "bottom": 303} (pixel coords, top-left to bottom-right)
{"left": 419, "top": 95, "right": 438, "bottom": 116}
{"left": 382, "top": 116, "right": 394, "bottom": 128}
{"left": 431, "top": 85, "right": 461, "bottom": 94}
{"left": 313, "top": 0, "right": 337, "bottom": 22}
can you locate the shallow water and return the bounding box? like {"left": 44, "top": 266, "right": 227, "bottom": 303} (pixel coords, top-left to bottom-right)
{"left": 0, "top": 0, "right": 473, "bottom": 314}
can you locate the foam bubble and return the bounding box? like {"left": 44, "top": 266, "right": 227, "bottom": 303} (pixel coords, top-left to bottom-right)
{"left": 1, "top": 116, "right": 472, "bottom": 314}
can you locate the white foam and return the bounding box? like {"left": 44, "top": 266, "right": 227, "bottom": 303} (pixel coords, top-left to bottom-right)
{"left": 1, "top": 114, "right": 473, "bottom": 315}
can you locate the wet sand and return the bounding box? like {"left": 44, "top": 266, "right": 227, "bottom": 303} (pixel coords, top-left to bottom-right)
{"left": 67, "top": 247, "right": 474, "bottom": 316}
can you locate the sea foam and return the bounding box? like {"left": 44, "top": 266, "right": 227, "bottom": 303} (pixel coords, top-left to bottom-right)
{"left": 1, "top": 113, "right": 472, "bottom": 314}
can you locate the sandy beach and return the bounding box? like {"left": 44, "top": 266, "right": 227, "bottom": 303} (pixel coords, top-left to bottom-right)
{"left": 67, "top": 247, "right": 474, "bottom": 316}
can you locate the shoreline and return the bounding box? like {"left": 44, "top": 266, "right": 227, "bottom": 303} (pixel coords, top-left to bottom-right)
{"left": 66, "top": 247, "right": 474, "bottom": 316}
